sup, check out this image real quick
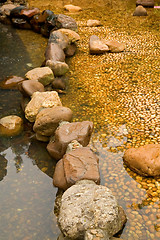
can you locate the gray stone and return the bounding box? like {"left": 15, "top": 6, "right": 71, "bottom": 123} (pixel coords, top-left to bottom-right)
{"left": 58, "top": 180, "right": 126, "bottom": 240}
{"left": 56, "top": 14, "right": 78, "bottom": 31}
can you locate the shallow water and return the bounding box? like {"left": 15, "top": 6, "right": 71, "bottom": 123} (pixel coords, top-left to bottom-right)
{"left": 0, "top": 0, "right": 160, "bottom": 239}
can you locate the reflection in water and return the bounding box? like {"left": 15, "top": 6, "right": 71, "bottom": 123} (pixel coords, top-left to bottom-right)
{"left": 0, "top": 155, "right": 7, "bottom": 181}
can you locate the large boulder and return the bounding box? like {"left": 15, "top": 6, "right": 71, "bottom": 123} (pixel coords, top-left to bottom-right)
{"left": 136, "top": 0, "right": 154, "bottom": 8}
{"left": 47, "top": 121, "right": 93, "bottom": 160}
{"left": 133, "top": 5, "right": 148, "bottom": 16}
{"left": 53, "top": 147, "right": 100, "bottom": 190}
{"left": 33, "top": 106, "right": 73, "bottom": 136}
{"left": 0, "top": 115, "right": 23, "bottom": 136}
{"left": 123, "top": 144, "right": 160, "bottom": 176}
{"left": 58, "top": 180, "right": 126, "bottom": 240}
{"left": 25, "top": 67, "right": 54, "bottom": 86}
{"left": 89, "top": 35, "right": 109, "bottom": 54}
{"left": 56, "top": 14, "right": 78, "bottom": 31}
{"left": 25, "top": 91, "right": 62, "bottom": 122}
{"left": 18, "top": 80, "right": 45, "bottom": 97}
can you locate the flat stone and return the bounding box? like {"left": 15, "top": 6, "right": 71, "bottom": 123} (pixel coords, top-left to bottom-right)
{"left": 0, "top": 76, "right": 24, "bottom": 89}
{"left": 25, "top": 91, "right": 62, "bottom": 122}
{"left": 0, "top": 115, "right": 23, "bottom": 136}
{"left": 133, "top": 5, "right": 148, "bottom": 16}
{"left": 87, "top": 19, "right": 102, "bottom": 27}
{"left": 33, "top": 106, "right": 73, "bottom": 136}
{"left": 104, "top": 40, "right": 125, "bottom": 53}
{"left": 25, "top": 67, "right": 54, "bottom": 86}
{"left": 123, "top": 144, "right": 160, "bottom": 176}
{"left": 47, "top": 121, "right": 93, "bottom": 160}
{"left": 19, "top": 80, "right": 45, "bottom": 97}
{"left": 89, "top": 35, "right": 109, "bottom": 54}
{"left": 136, "top": 0, "right": 154, "bottom": 7}
{"left": 64, "top": 4, "right": 82, "bottom": 13}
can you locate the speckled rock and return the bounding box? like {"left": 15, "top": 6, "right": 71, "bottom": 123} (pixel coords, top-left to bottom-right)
{"left": 123, "top": 144, "right": 160, "bottom": 176}
{"left": 56, "top": 14, "right": 78, "bottom": 31}
{"left": 64, "top": 4, "right": 82, "bottom": 13}
{"left": 58, "top": 180, "right": 126, "bottom": 240}
{"left": 87, "top": 19, "right": 102, "bottom": 27}
{"left": 25, "top": 67, "right": 54, "bottom": 86}
{"left": 47, "top": 121, "right": 93, "bottom": 160}
{"left": 133, "top": 5, "right": 148, "bottom": 16}
{"left": 89, "top": 35, "right": 109, "bottom": 54}
{"left": 33, "top": 106, "right": 73, "bottom": 136}
{"left": 25, "top": 91, "right": 62, "bottom": 122}
{"left": 53, "top": 147, "right": 100, "bottom": 190}
{"left": 18, "top": 80, "right": 45, "bottom": 97}
{"left": 136, "top": 0, "right": 154, "bottom": 8}
{"left": 0, "top": 115, "right": 23, "bottom": 136}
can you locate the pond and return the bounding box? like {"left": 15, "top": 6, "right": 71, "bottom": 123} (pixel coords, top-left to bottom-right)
{"left": 0, "top": 0, "right": 160, "bottom": 239}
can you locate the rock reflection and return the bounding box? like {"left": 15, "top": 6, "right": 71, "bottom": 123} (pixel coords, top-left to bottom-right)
{"left": 0, "top": 155, "right": 7, "bottom": 181}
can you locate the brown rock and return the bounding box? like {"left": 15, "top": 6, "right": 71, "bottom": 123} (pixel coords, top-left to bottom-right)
{"left": 89, "top": 35, "right": 109, "bottom": 54}
{"left": 0, "top": 76, "right": 24, "bottom": 89}
{"left": 53, "top": 147, "right": 100, "bottom": 190}
{"left": 35, "top": 133, "right": 49, "bottom": 142}
{"left": 56, "top": 14, "right": 78, "bottom": 31}
{"left": 64, "top": 4, "right": 82, "bottom": 13}
{"left": 47, "top": 121, "right": 93, "bottom": 160}
{"left": 64, "top": 43, "right": 77, "bottom": 57}
{"left": 104, "top": 40, "right": 125, "bottom": 53}
{"left": 0, "top": 115, "right": 23, "bottom": 136}
{"left": 52, "top": 77, "right": 66, "bottom": 90}
{"left": 58, "top": 29, "right": 80, "bottom": 43}
{"left": 87, "top": 19, "right": 102, "bottom": 27}
{"left": 19, "top": 80, "right": 45, "bottom": 97}
{"left": 48, "top": 30, "right": 69, "bottom": 50}
{"left": 123, "top": 144, "right": 160, "bottom": 176}
{"left": 33, "top": 106, "right": 73, "bottom": 136}
{"left": 21, "top": 8, "right": 40, "bottom": 19}
{"left": 11, "top": 18, "right": 32, "bottom": 29}
{"left": 133, "top": 5, "right": 148, "bottom": 16}
{"left": 136, "top": 0, "right": 154, "bottom": 8}
{"left": 45, "top": 43, "right": 65, "bottom": 63}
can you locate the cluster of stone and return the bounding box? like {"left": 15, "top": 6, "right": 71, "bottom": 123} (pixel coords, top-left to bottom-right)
{"left": 133, "top": 0, "right": 155, "bottom": 16}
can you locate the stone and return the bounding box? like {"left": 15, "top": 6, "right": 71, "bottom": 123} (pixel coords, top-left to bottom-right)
{"left": 11, "top": 17, "right": 31, "bottom": 29}
{"left": 47, "top": 121, "right": 93, "bottom": 160}
{"left": 20, "top": 7, "right": 40, "bottom": 19}
{"left": 64, "top": 4, "right": 82, "bottom": 13}
{"left": 123, "top": 144, "right": 160, "bottom": 177}
{"left": 136, "top": 0, "right": 154, "bottom": 8}
{"left": 53, "top": 147, "right": 100, "bottom": 190}
{"left": 45, "top": 43, "right": 66, "bottom": 63}
{"left": 25, "top": 67, "right": 54, "bottom": 86}
{"left": 48, "top": 30, "right": 69, "bottom": 50}
{"left": 30, "top": 14, "right": 41, "bottom": 33}
{"left": 20, "top": 96, "right": 30, "bottom": 112}
{"left": 58, "top": 29, "right": 80, "bottom": 43}
{"left": 10, "top": 5, "right": 26, "bottom": 18}
{"left": 64, "top": 43, "right": 77, "bottom": 57}
{"left": 18, "top": 80, "right": 45, "bottom": 97}
{"left": 0, "top": 76, "right": 24, "bottom": 89}
{"left": 35, "top": 133, "right": 49, "bottom": 142}
{"left": 25, "top": 91, "right": 62, "bottom": 122}
{"left": 104, "top": 40, "right": 125, "bottom": 53}
{"left": 0, "top": 12, "right": 11, "bottom": 24}
{"left": 33, "top": 106, "right": 73, "bottom": 136}
{"left": 133, "top": 5, "right": 148, "bottom": 16}
{"left": 0, "top": 3, "right": 18, "bottom": 16}
{"left": 0, "top": 115, "right": 23, "bottom": 136}
{"left": 40, "top": 13, "right": 57, "bottom": 37}
{"left": 89, "top": 35, "right": 109, "bottom": 54}
{"left": 38, "top": 10, "right": 54, "bottom": 23}
{"left": 46, "top": 60, "right": 69, "bottom": 76}
{"left": 56, "top": 14, "right": 78, "bottom": 31}
{"left": 52, "top": 77, "right": 66, "bottom": 90}
{"left": 87, "top": 19, "right": 102, "bottom": 27}
{"left": 58, "top": 180, "right": 126, "bottom": 240}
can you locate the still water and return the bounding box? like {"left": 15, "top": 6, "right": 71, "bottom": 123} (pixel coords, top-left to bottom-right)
{"left": 0, "top": 0, "right": 160, "bottom": 239}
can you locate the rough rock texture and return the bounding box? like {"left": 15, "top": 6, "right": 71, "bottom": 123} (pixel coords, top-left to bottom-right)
{"left": 89, "top": 35, "right": 109, "bottom": 54}
{"left": 47, "top": 121, "right": 93, "bottom": 160}
{"left": 19, "top": 80, "right": 45, "bottom": 97}
{"left": 136, "top": 0, "right": 154, "bottom": 7}
{"left": 133, "top": 5, "right": 148, "bottom": 16}
{"left": 25, "top": 91, "right": 62, "bottom": 122}
{"left": 123, "top": 144, "right": 160, "bottom": 176}
{"left": 33, "top": 106, "right": 73, "bottom": 136}
{"left": 0, "top": 115, "right": 23, "bottom": 136}
{"left": 87, "top": 19, "right": 102, "bottom": 27}
{"left": 53, "top": 147, "right": 100, "bottom": 190}
{"left": 58, "top": 180, "right": 126, "bottom": 240}
{"left": 56, "top": 14, "right": 78, "bottom": 31}
{"left": 25, "top": 67, "right": 54, "bottom": 86}
{"left": 64, "top": 4, "right": 82, "bottom": 13}
{"left": 104, "top": 40, "right": 125, "bottom": 53}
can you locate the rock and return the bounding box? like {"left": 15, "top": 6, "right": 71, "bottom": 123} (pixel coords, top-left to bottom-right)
{"left": 35, "top": 133, "right": 49, "bottom": 142}
{"left": 0, "top": 76, "right": 24, "bottom": 89}
{"left": 25, "top": 91, "right": 62, "bottom": 122}
{"left": 20, "top": 7, "right": 40, "bottom": 19}
{"left": 87, "top": 19, "right": 102, "bottom": 27}
{"left": 40, "top": 13, "right": 58, "bottom": 37}
{"left": 10, "top": 5, "right": 26, "bottom": 18}
{"left": 56, "top": 14, "right": 78, "bottom": 31}
{"left": 38, "top": 9, "right": 54, "bottom": 23}
{"left": 136, "top": 0, "right": 154, "bottom": 8}
{"left": 11, "top": 17, "right": 31, "bottom": 29}
{"left": 20, "top": 96, "right": 30, "bottom": 112}
{"left": 52, "top": 77, "right": 66, "bottom": 90}
{"left": 18, "top": 80, "right": 45, "bottom": 97}
{"left": 64, "top": 43, "right": 77, "bottom": 57}
{"left": 123, "top": 144, "right": 160, "bottom": 177}
{"left": 64, "top": 4, "right": 82, "bottom": 13}
{"left": 104, "top": 40, "right": 125, "bottom": 53}
{"left": 47, "top": 121, "right": 93, "bottom": 160}
{"left": 25, "top": 67, "right": 54, "bottom": 86}
{"left": 0, "top": 12, "right": 11, "bottom": 24}
{"left": 0, "top": 115, "right": 23, "bottom": 136}
{"left": 53, "top": 147, "right": 100, "bottom": 190}
{"left": 30, "top": 14, "right": 41, "bottom": 33}
{"left": 133, "top": 5, "right": 148, "bottom": 16}
{"left": 45, "top": 43, "right": 66, "bottom": 63}
{"left": 89, "top": 35, "right": 109, "bottom": 54}
{"left": 0, "top": 3, "right": 19, "bottom": 16}
{"left": 33, "top": 106, "right": 73, "bottom": 136}
{"left": 58, "top": 180, "right": 126, "bottom": 240}
{"left": 58, "top": 29, "right": 80, "bottom": 43}
{"left": 46, "top": 60, "right": 69, "bottom": 76}
{"left": 48, "top": 30, "right": 69, "bottom": 50}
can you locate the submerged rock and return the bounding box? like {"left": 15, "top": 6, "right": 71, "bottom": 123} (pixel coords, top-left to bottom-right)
{"left": 0, "top": 76, "right": 24, "bottom": 89}
{"left": 123, "top": 144, "right": 160, "bottom": 177}
{"left": 133, "top": 5, "right": 148, "bottom": 16}
{"left": 0, "top": 115, "right": 23, "bottom": 136}
{"left": 58, "top": 180, "right": 126, "bottom": 240}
